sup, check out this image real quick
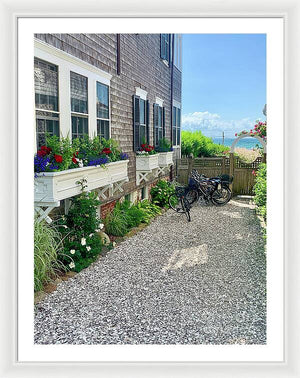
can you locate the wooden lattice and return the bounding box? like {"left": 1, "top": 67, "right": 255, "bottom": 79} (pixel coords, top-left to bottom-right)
{"left": 235, "top": 157, "right": 262, "bottom": 169}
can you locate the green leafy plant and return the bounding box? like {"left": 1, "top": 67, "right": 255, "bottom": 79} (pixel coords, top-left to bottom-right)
{"left": 157, "top": 137, "right": 172, "bottom": 152}
{"left": 34, "top": 219, "right": 66, "bottom": 292}
{"left": 181, "top": 131, "right": 229, "bottom": 157}
{"left": 136, "top": 200, "right": 161, "bottom": 223}
{"left": 104, "top": 207, "right": 129, "bottom": 237}
{"left": 57, "top": 191, "right": 103, "bottom": 272}
{"left": 150, "top": 180, "right": 175, "bottom": 208}
{"left": 35, "top": 135, "right": 128, "bottom": 173}
{"left": 253, "top": 163, "right": 267, "bottom": 221}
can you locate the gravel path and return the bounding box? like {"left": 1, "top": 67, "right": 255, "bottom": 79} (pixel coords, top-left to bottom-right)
{"left": 34, "top": 200, "right": 266, "bottom": 344}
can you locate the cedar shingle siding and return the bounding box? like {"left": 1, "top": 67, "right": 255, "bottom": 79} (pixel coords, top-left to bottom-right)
{"left": 35, "top": 33, "right": 182, "bottom": 197}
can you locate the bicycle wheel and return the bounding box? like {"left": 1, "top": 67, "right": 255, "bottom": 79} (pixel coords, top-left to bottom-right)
{"left": 211, "top": 186, "right": 232, "bottom": 206}
{"left": 168, "top": 193, "right": 185, "bottom": 213}
{"left": 182, "top": 197, "right": 191, "bottom": 222}
{"left": 186, "top": 189, "right": 199, "bottom": 205}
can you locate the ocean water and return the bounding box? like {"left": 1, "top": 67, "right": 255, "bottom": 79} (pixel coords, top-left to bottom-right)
{"left": 212, "top": 137, "right": 262, "bottom": 150}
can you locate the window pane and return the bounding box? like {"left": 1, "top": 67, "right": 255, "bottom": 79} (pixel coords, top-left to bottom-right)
{"left": 96, "top": 82, "right": 109, "bottom": 119}
{"left": 97, "top": 120, "right": 109, "bottom": 140}
{"left": 70, "top": 71, "right": 88, "bottom": 114}
{"left": 158, "top": 107, "right": 162, "bottom": 128}
{"left": 140, "top": 125, "right": 146, "bottom": 145}
{"left": 172, "top": 127, "right": 176, "bottom": 146}
{"left": 177, "top": 127, "right": 180, "bottom": 145}
{"left": 177, "top": 108, "right": 181, "bottom": 127}
{"left": 34, "top": 58, "right": 59, "bottom": 111}
{"left": 72, "top": 115, "right": 88, "bottom": 139}
{"left": 139, "top": 99, "right": 145, "bottom": 125}
{"left": 173, "top": 106, "right": 177, "bottom": 126}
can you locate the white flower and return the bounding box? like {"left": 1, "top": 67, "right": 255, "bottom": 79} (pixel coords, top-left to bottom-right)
{"left": 70, "top": 249, "right": 75, "bottom": 255}
{"left": 62, "top": 225, "right": 68, "bottom": 229}
{"left": 112, "top": 242, "right": 116, "bottom": 247}
{"left": 95, "top": 229, "right": 100, "bottom": 232}
{"left": 69, "top": 262, "right": 75, "bottom": 269}
{"left": 89, "top": 233, "right": 94, "bottom": 238}
{"left": 78, "top": 159, "right": 84, "bottom": 168}
{"left": 99, "top": 223, "right": 104, "bottom": 230}
{"left": 81, "top": 238, "right": 86, "bottom": 246}
{"left": 86, "top": 246, "right": 91, "bottom": 251}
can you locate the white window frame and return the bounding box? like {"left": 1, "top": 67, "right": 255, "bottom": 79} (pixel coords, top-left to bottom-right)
{"left": 34, "top": 39, "right": 112, "bottom": 145}
{"left": 172, "top": 100, "right": 181, "bottom": 147}
{"left": 96, "top": 81, "right": 110, "bottom": 140}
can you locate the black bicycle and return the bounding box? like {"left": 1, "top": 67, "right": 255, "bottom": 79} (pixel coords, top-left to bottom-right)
{"left": 169, "top": 185, "right": 192, "bottom": 222}
{"left": 169, "top": 170, "right": 233, "bottom": 209}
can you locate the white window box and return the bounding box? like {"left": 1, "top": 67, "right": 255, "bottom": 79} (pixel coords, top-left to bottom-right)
{"left": 34, "top": 160, "right": 129, "bottom": 204}
{"left": 136, "top": 154, "right": 159, "bottom": 185}
{"left": 136, "top": 154, "right": 159, "bottom": 171}
{"left": 158, "top": 151, "right": 174, "bottom": 167}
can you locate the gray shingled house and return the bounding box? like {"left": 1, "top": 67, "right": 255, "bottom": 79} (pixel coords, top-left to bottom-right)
{"left": 34, "top": 34, "right": 182, "bottom": 218}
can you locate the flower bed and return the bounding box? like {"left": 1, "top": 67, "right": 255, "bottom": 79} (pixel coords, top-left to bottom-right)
{"left": 34, "top": 160, "right": 129, "bottom": 203}
{"left": 34, "top": 135, "right": 129, "bottom": 204}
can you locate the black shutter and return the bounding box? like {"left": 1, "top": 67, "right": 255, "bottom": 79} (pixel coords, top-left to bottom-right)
{"left": 146, "top": 100, "right": 150, "bottom": 144}
{"left": 133, "top": 95, "right": 140, "bottom": 151}
{"left": 153, "top": 104, "right": 159, "bottom": 147}
{"left": 162, "top": 107, "right": 166, "bottom": 137}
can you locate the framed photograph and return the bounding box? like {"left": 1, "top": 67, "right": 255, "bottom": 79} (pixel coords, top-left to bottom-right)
{"left": 1, "top": 0, "right": 298, "bottom": 377}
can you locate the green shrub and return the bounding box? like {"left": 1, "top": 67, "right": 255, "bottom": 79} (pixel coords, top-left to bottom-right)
{"left": 136, "top": 200, "right": 161, "bottom": 223}
{"left": 253, "top": 163, "right": 267, "bottom": 221}
{"left": 104, "top": 199, "right": 162, "bottom": 237}
{"left": 57, "top": 191, "right": 103, "bottom": 272}
{"left": 104, "top": 207, "right": 129, "bottom": 237}
{"left": 181, "top": 130, "right": 229, "bottom": 157}
{"left": 150, "top": 180, "right": 175, "bottom": 207}
{"left": 34, "top": 219, "right": 65, "bottom": 292}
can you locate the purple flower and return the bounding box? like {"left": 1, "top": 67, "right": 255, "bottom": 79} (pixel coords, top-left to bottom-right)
{"left": 120, "top": 152, "right": 129, "bottom": 160}
{"left": 34, "top": 155, "right": 50, "bottom": 173}
{"left": 88, "top": 157, "right": 109, "bottom": 166}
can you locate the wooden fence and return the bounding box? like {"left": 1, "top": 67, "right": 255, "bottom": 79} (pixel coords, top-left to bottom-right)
{"left": 176, "top": 154, "right": 266, "bottom": 195}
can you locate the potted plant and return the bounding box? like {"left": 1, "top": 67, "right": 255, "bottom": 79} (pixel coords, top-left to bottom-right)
{"left": 34, "top": 135, "right": 129, "bottom": 204}
{"left": 136, "top": 142, "right": 159, "bottom": 171}
{"left": 157, "top": 137, "right": 174, "bottom": 166}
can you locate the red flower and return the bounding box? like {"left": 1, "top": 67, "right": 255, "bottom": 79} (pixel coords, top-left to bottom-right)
{"left": 145, "top": 147, "right": 151, "bottom": 152}
{"left": 102, "top": 148, "right": 112, "bottom": 155}
{"left": 76, "top": 151, "right": 79, "bottom": 156}
{"left": 72, "top": 157, "right": 78, "bottom": 164}
{"left": 141, "top": 144, "right": 146, "bottom": 149}
{"left": 54, "top": 154, "right": 63, "bottom": 163}
{"left": 235, "top": 133, "right": 237, "bottom": 137}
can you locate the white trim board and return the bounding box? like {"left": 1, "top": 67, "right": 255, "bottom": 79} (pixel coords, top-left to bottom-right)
{"left": 135, "top": 87, "right": 147, "bottom": 100}
{"left": 172, "top": 99, "right": 181, "bottom": 109}
{"left": 34, "top": 39, "right": 112, "bottom": 83}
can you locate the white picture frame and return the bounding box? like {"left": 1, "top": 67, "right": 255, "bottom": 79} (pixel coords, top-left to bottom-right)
{"left": 1, "top": 0, "right": 299, "bottom": 376}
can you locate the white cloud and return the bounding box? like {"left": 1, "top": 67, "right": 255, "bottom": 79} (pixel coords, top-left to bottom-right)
{"left": 182, "top": 111, "right": 257, "bottom": 137}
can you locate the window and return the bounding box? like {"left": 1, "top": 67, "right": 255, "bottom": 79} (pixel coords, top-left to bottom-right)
{"left": 172, "top": 106, "right": 181, "bottom": 146}
{"left": 70, "top": 71, "right": 88, "bottom": 139}
{"left": 160, "top": 34, "right": 171, "bottom": 64}
{"left": 153, "top": 104, "right": 165, "bottom": 147}
{"left": 96, "top": 82, "right": 110, "bottom": 140}
{"left": 174, "top": 34, "right": 182, "bottom": 71}
{"left": 34, "top": 58, "right": 59, "bottom": 148}
{"left": 133, "top": 95, "right": 149, "bottom": 151}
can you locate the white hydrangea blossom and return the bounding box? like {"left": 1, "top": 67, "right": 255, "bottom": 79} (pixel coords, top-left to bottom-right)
{"left": 99, "top": 223, "right": 104, "bottom": 230}
{"left": 86, "top": 246, "right": 91, "bottom": 251}
{"left": 81, "top": 238, "right": 86, "bottom": 246}
{"left": 70, "top": 249, "right": 75, "bottom": 255}
{"left": 69, "top": 262, "right": 75, "bottom": 269}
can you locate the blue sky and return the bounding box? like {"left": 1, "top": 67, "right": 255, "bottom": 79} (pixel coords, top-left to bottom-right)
{"left": 182, "top": 34, "right": 266, "bottom": 138}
